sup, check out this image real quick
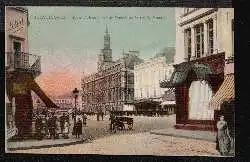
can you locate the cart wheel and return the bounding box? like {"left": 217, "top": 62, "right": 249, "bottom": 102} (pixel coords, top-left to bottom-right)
{"left": 128, "top": 123, "right": 133, "bottom": 130}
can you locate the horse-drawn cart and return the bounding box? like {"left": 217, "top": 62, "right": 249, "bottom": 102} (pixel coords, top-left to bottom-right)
{"left": 110, "top": 116, "right": 134, "bottom": 131}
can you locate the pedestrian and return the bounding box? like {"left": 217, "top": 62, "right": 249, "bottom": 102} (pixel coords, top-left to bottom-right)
{"left": 101, "top": 112, "right": 104, "bottom": 121}
{"left": 35, "top": 114, "right": 43, "bottom": 140}
{"left": 42, "top": 115, "right": 48, "bottom": 138}
{"left": 48, "top": 112, "right": 57, "bottom": 139}
{"left": 109, "top": 113, "right": 115, "bottom": 131}
{"left": 59, "top": 113, "right": 66, "bottom": 134}
{"left": 216, "top": 115, "right": 232, "bottom": 156}
{"left": 63, "top": 121, "right": 70, "bottom": 139}
{"left": 75, "top": 118, "right": 82, "bottom": 138}
{"left": 97, "top": 113, "right": 99, "bottom": 121}
{"left": 82, "top": 112, "right": 87, "bottom": 126}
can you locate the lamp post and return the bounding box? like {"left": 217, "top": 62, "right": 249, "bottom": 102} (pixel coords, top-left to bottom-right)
{"left": 72, "top": 88, "right": 79, "bottom": 124}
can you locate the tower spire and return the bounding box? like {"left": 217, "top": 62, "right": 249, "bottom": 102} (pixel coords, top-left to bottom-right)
{"left": 105, "top": 24, "right": 108, "bottom": 34}
{"left": 104, "top": 25, "right": 110, "bottom": 49}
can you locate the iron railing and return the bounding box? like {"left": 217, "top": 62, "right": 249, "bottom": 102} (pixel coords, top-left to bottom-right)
{"left": 6, "top": 52, "right": 41, "bottom": 76}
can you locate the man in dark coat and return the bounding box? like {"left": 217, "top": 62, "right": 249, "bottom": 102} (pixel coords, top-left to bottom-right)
{"left": 35, "top": 115, "right": 43, "bottom": 140}
{"left": 75, "top": 118, "right": 82, "bottom": 138}
{"left": 109, "top": 113, "right": 115, "bottom": 131}
{"left": 101, "top": 112, "right": 104, "bottom": 121}
{"left": 59, "top": 113, "right": 66, "bottom": 134}
{"left": 82, "top": 112, "right": 87, "bottom": 126}
{"left": 48, "top": 112, "right": 57, "bottom": 139}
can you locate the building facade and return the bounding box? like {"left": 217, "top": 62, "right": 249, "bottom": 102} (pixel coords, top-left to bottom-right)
{"left": 161, "top": 8, "right": 234, "bottom": 131}
{"left": 5, "top": 7, "right": 57, "bottom": 138}
{"left": 81, "top": 27, "right": 143, "bottom": 114}
{"left": 134, "top": 53, "right": 175, "bottom": 114}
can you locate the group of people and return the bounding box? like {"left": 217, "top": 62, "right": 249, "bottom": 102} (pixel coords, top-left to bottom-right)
{"left": 72, "top": 115, "right": 87, "bottom": 138}
{"left": 96, "top": 112, "right": 104, "bottom": 121}
{"left": 35, "top": 112, "right": 88, "bottom": 140}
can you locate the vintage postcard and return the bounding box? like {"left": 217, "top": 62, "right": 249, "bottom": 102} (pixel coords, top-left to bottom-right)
{"left": 5, "top": 6, "right": 234, "bottom": 156}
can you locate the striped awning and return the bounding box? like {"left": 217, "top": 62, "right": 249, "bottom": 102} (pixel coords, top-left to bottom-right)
{"left": 209, "top": 74, "right": 234, "bottom": 110}
{"left": 160, "top": 101, "right": 176, "bottom": 105}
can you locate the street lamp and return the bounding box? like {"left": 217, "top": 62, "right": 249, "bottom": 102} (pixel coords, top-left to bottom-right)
{"left": 72, "top": 88, "right": 79, "bottom": 124}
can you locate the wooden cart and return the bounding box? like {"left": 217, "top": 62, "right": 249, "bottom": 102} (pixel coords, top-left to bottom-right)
{"left": 113, "top": 116, "right": 134, "bottom": 130}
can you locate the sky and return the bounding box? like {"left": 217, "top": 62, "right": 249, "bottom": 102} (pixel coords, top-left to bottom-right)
{"left": 27, "top": 7, "right": 176, "bottom": 96}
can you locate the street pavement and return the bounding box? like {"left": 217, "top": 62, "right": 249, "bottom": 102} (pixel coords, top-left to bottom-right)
{"left": 7, "top": 115, "right": 221, "bottom": 156}
{"left": 7, "top": 115, "right": 176, "bottom": 151}
{"left": 84, "top": 115, "right": 176, "bottom": 140}
{"left": 10, "top": 132, "right": 220, "bottom": 156}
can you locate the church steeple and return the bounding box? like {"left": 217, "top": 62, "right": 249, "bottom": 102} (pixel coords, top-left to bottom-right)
{"left": 98, "top": 25, "right": 113, "bottom": 71}
{"left": 104, "top": 25, "right": 110, "bottom": 49}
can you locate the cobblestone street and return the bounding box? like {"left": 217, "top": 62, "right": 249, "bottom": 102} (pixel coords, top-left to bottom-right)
{"left": 9, "top": 115, "right": 220, "bottom": 156}
{"left": 83, "top": 115, "right": 176, "bottom": 140}
{"left": 11, "top": 132, "right": 220, "bottom": 156}
{"left": 7, "top": 115, "right": 175, "bottom": 151}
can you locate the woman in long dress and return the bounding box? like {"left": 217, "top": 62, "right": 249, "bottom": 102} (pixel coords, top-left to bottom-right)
{"left": 63, "top": 121, "right": 69, "bottom": 139}
{"left": 217, "top": 115, "right": 232, "bottom": 156}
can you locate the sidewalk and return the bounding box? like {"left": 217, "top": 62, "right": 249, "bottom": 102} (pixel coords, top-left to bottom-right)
{"left": 150, "top": 128, "right": 217, "bottom": 142}
{"left": 7, "top": 118, "right": 89, "bottom": 151}
{"left": 7, "top": 135, "right": 88, "bottom": 151}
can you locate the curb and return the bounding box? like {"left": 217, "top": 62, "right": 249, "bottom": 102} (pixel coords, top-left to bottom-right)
{"left": 7, "top": 139, "right": 90, "bottom": 151}
{"left": 150, "top": 131, "right": 216, "bottom": 142}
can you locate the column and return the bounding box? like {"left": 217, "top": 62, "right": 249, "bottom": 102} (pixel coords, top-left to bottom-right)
{"left": 191, "top": 26, "right": 196, "bottom": 59}
{"left": 203, "top": 22, "right": 208, "bottom": 56}
{"left": 213, "top": 16, "right": 217, "bottom": 54}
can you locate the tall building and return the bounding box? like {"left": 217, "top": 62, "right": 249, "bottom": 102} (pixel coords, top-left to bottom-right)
{"left": 160, "top": 8, "right": 234, "bottom": 131}
{"left": 134, "top": 51, "right": 175, "bottom": 114}
{"left": 97, "top": 25, "right": 114, "bottom": 71}
{"left": 81, "top": 27, "right": 143, "bottom": 113}
{"left": 5, "top": 7, "right": 57, "bottom": 138}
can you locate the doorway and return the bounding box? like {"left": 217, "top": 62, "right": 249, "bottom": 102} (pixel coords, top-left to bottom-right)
{"left": 188, "top": 80, "right": 214, "bottom": 120}
{"left": 13, "top": 41, "right": 21, "bottom": 68}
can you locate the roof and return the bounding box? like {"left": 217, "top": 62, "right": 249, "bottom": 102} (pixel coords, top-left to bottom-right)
{"left": 208, "top": 74, "right": 234, "bottom": 110}
{"left": 160, "top": 62, "right": 214, "bottom": 88}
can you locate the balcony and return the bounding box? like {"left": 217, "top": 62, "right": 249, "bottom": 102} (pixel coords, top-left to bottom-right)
{"left": 6, "top": 52, "right": 41, "bottom": 77}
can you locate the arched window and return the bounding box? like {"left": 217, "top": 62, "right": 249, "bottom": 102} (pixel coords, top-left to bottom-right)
{"left": 188, "top": 80, "right": 214, "bottom": 120}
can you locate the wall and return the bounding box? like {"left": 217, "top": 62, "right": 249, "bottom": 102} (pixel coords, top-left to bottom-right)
{"left": 217, "top": 8, "right": 234, "bottom": 59}
{"left": 134, "top": 56, "right": 174, "bottom": 100}
{"left": 5, "top": 7, "right": 29, "bottom": 53}
{"left": 175, "top": 8, "right": 234, "bottom": 64}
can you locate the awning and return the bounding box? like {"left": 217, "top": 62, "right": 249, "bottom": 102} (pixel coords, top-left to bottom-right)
{"left": 208, "top": 74, "right": 234, "bottom": 110}
{"left": 134, "top": 99, "right": 160, "bottom": 104}
{"left": 160, "top": 62, "right": 214, "bottom": 88}
{"left": 160, "top": 101, "right": 176, "bottom": 105}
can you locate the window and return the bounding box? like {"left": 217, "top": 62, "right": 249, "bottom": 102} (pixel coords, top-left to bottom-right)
{"left": 207, "top": 20, "right": 213, "bottom": 55}
{"left": 195, "top": 24, "right": 204, "bottom": 58}
{"left": 184, "top": 28, "right": 191, "bottom": 60}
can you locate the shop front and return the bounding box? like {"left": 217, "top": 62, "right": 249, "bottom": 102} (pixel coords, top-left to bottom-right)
{"left": 160, "top": 53, "right": 225, "bottom": 131}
